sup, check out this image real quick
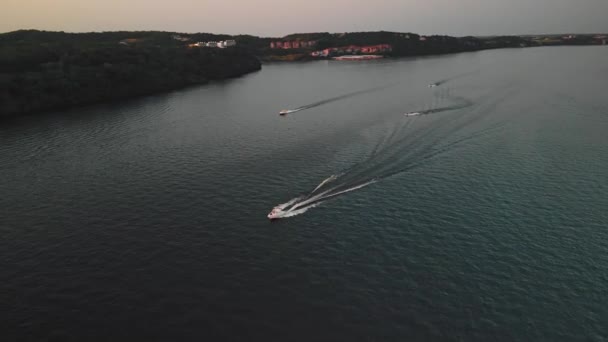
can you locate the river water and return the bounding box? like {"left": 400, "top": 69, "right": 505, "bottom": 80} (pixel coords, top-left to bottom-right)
{"left": 2, "top": 46, "right": 608, "bottom": 341}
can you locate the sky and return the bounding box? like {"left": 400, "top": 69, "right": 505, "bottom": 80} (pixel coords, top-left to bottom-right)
{"left": 3, "top": 0, "right": 608, "bottom": 37}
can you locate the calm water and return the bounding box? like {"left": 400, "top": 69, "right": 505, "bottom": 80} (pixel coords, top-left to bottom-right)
{"left": 2, "top": 46, "right": 608, "bottom": 341}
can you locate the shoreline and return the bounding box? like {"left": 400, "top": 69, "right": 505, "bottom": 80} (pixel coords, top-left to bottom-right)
{"left": 0, "top": 67, "right": 261, "bottom": 121}
{"left": 2, "top": 29, "right": 605, "bottom": 118}
{"left": 0, "top": 35, "right": 262, "bottom": 118}
{"left": 4, "top": 44, "right": 604, "bottom": 119}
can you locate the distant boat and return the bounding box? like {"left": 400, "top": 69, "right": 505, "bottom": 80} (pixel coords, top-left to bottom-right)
{"left": 428, "top": 83, "right": 438, "bottom": 88}
{"left": 279, "top": 109, "right": 290, "bottom": 116}
{"left": 404, "top": 111, "right": 422, "bottom": 116}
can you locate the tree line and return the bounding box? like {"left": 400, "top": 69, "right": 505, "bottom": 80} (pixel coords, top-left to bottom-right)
{"left": 0, "top": 30, "right": 261, "bottom": 116}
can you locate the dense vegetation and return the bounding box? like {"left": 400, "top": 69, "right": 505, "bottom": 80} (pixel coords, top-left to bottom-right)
{"left": 266, "top": 31, "right": 533, "bottom": 57}
{"left": 264, "top": 31, "right": 604, "bottom": 59}
{"left": 1, "top": 29, "right": 603, "bottom": 116}
{"left": 0, "top": 30, "right": 261, "bottom": 116}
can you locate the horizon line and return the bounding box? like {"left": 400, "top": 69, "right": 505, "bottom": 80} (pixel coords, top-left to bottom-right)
{"left": 2, "top": 28, "right": 607, "bottom": 39}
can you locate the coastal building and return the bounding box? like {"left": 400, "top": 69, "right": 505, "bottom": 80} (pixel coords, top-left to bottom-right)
{"left": 188, "top": 40, "right": 237, "bottom": 48}
{"left": 594, "top": 35, "right": 607, "bottom": 45}
{"left": 361, "top": 44, "right": 392, "bottom": 53}
{"left": 344, "top": 45, "right": 358, "bottom": 53}
{"left": 310, "top": 44, "right": 392, "bottom": 58}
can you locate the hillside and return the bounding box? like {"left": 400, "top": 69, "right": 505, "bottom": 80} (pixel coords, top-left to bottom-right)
{"left": 1, "top": 29, "right": 604, "bottom": 116}
{"left": 0, "top": 30, "right": 262, "bottom": 116}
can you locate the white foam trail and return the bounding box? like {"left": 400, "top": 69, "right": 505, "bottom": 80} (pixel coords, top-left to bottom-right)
{"left": 315, "top": 178, "right": 377, "bottom": 200}
{"left": 283, "top": 84, "right": 395, "bottom": 115}
{"left": 281, "top": 202, "right": 324, "bottom": 218}
{"left": 290, "top": 178, "right": 377, "bottom": 212}
{"left": 277, "top": 196, "right": 302, "bottom": 210}
{"left": 310, "top": 174, "right": 338, "bottom": 194}
{"left": 291, "top": 187, "right": 336, "bottom": 210}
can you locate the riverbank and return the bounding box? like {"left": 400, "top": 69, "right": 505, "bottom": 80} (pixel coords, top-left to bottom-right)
{"left": 0, "top": 31, "right": 261, "bottom": 117}
{"left": 1, "top": 30, "right": 605, "bottom": 116}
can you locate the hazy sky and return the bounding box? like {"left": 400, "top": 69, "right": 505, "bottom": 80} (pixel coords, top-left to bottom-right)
{"left": 3, "top": 0, "right": 608, "bottom": 36}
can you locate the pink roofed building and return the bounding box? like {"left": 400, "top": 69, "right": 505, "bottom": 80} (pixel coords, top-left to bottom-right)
{"left": 311, "top": 44, "right": 392, "bottom": 58}
{"left": 360, "top": 44, "right": 392, "bottom": 53}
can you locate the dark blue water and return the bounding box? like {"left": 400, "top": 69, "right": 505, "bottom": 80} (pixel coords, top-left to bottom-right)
{"left": 2, "top": 46, "right": 608, "bottom": 341}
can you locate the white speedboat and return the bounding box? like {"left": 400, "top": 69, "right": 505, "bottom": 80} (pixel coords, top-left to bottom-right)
{"left": 404, "top": 112, "right": 421, "bottom": 116}
{"left": 267, "top": 207, "right": 285, "bottom": 220}
{"left": 279, "top": 109, "right": 290, "bottom": 116}
{"left": 428, "top": 83, "right": 438, "bottom": 88}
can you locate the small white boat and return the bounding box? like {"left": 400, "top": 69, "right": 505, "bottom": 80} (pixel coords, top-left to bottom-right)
{"left": 404, "top": 112, "right": 421, "bottom": 117}
{"left": 267, "top": 207, "right": 284, "bottom": 220}
{"left": 279, "top": 109, "right": 290, "bottom": 116}
{"left": 428, "top": 83, "right": 438, "bottom": 88}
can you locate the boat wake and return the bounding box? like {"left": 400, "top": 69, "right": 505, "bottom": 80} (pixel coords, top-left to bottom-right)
{"left": 281, "top": 84, "right": 394, "bottom": 115}
{"left": 270, "top": 177, "right": 378, "bottom": 219}
{"left": 430, "top": 70, "right": 478, "bottom": 87}
{"left": 418, "top": 96, "right": 474, "bottom": 116}
{"left": 280, "top": 109, "right": 305, "bottom": 115}
{"left": 270, "top": 87, "right": 510, "bottom": 219}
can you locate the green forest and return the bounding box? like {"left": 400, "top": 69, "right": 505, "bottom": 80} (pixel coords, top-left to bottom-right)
{"left": 0, "top": 30, "right": 262, "bottom": 116}
{"left": 1, "top": 29, "right": 601, "bottom": 116}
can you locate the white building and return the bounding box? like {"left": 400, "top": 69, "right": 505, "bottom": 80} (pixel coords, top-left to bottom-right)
{"left": 191, "top": 40, "right": 238, "bottom": 48}
{"left": 217, "top": 40, "right": 237, "bottom": 48}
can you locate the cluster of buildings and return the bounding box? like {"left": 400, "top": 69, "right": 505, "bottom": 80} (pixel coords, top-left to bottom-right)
{"left": 171, "top": 35, "right": 238, "bottom": 48}
{"left": 310, "top": 44, "right": 392, "bottom": 57}
{"left": 587, "top": 34, "right": 606, "bottom": 44}
{"left": 190, "top": 40, "right": 237, "bottom": 48}
{"left": 270, "top": 41, "right": 317, "bottom": 49}
{"left": 529, "top": 34, "right": 607, "bottom": 46}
